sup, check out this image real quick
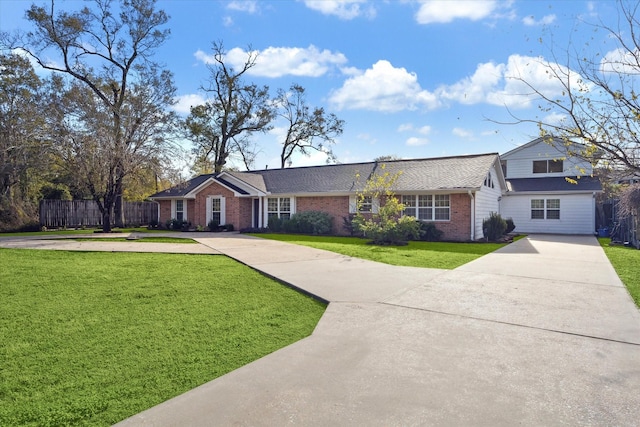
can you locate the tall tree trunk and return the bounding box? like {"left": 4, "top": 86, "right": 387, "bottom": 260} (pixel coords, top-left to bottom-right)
{"left": 114, "top": 192, "right": 124, "bottom": 228}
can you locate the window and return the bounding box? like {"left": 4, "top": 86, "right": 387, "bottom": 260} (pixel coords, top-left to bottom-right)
{"left": 531, "top": 198, "right": 560, "bottom": 220}
{"left": 211, "top": 198, "right": 221, "bottom": 225}
{"left": 267, "top": 197, "right": 291, "bottom": 220}
{"left": 401, "top": 194, "right": 449, "bottom": 221}
{"left": 359, "top": 195, "right": 372, "bottom": 212}
{"left": 533, "top": 159, "right": 563, "bottom": 174}
{"left": 531, "top": 199, "right": 545, "bottom": 219}
{"left": 175, "top": 200, "right": 184, "bottom": 221}
{"left": 483, "top": 172, "right": 494, "bottom": 188}
{"left": 434, "top": 195, "right": 450, "bottom": 220}
{"left": 546, "top": 199, "right": 560, "bottom": 219}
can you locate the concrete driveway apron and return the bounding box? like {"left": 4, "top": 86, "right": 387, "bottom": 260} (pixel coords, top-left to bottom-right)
{"left": 108, "top": 234, "right": 640, "bottom": 426}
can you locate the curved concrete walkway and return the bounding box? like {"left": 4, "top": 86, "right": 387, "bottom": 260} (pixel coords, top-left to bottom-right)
{"left": 2, "top": 233, "right": 640, "bottom": 425}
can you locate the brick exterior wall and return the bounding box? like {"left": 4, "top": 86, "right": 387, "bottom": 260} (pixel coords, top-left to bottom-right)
{"left": 431, "top": 193, "right": 471, "bottom": 241}
{"left": 158, "top": 189, "right": 472, "bottom": 240}
{"left": 296, "top": 196, "right": 351, "bottom": 235}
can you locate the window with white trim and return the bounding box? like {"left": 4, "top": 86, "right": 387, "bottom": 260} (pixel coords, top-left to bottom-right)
{"left": 267, "top": 197, "right": 291, "bottom": 221}
{"left": 533, "top": 159, "right": 563, "bottom": 174}
{"left": 359, "top": 195, "right": 373, "bottom": 212}
{"left": 211, "top": 198, "right": 221, "bottom": 225}
{"left": 175, "top": 200, "right": 184, "bottom": 221}
{"left": 401, "top": 194, "right": 450, "bottom": 221}
{"left": 531, "top": 198, "right": 560, "bottom": 220}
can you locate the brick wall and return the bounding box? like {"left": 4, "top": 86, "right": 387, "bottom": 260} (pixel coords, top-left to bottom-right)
{"left": 432, "top": 193, "right": 471, "bottom": 241}
{"left": 159, "top": 190, "right": 472, "bottom": 240}
{"left": 296, "top": 195, "right": 351, "bottom": 234}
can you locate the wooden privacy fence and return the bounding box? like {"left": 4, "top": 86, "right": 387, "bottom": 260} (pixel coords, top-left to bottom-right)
{"left": 39, "top": 200, "right": 158, "bottom": 228}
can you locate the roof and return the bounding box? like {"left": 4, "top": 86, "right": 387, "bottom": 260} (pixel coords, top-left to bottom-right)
{"left": 151, "top": 174, "right": 216, "bottom": 198}
{"left": 506, "top": 176, "right": 602, "bottom": 193}
{"left": 150, "top": 152, "right": 503, "bottom": 198}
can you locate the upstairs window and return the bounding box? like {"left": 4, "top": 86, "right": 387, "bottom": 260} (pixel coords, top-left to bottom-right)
{"left": 533, "top": 159, "right": 563, "bottom": 174}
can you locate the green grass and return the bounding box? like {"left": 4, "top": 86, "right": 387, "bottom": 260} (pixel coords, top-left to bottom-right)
{"left": 0, "top": 249, "right": 325, "bottom": 426}
{"left": 71, "top": 236, "right": 197, "bottom": 244}
{"left": 250, "top": 234, "right": 507, "bottom": 269}
{"left": 598, "top": 238, "right": 640, "bottom": 307}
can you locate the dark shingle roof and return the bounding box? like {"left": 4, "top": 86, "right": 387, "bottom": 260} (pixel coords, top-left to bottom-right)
{"left": 151, "top": 174, "right": 216, "bottom": 198}
{"left": 507, "top": 176, "right": 602, "bottom": 192}
{"left": 381, "top": 154, "right": 498, "bottom": 191}
{"left": 150, "top": 153, "right": 502, "bottom": 198}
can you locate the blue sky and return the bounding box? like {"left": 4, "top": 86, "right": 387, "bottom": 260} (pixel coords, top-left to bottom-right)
{"left": 0, "top": 0, "right": 622, "bottom": 171}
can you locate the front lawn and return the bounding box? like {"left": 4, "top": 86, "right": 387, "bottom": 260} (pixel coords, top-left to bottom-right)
{"left": 598, "top": 238, "right": 640, "bottom": 307}
{"left": 250, "top": 234, "right": 507, "bottom": 269}
{"left": 0, "top": 249, "right": 325, "bottom": 426}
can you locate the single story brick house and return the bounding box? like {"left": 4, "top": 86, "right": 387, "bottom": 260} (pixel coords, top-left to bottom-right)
{"left": 150, "top": 153, "right": 506, "bottom": 241}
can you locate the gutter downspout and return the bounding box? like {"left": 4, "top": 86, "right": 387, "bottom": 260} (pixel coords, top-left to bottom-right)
{"left": 468, "top": 190, "right": 475, "bottom": 241}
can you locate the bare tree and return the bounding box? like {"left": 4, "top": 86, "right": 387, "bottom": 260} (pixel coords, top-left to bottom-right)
{"left": 1, "top": 0, "right": 176, "bottom": 231}
{"left": 274, "top": 84, "right": 344, "bottom": 168}
{"left": 503, "top": 0, "right": 640, "bottom": 174}
{"left": 184, "top": 42, "right": 274, "bottom": 173}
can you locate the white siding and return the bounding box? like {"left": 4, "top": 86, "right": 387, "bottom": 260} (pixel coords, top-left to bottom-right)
{"left": 474, "top": 167, "right": 503, "bottom": 239}
{"left": 502, "top": 140, "right": 593, "bottom": 179}
{"left": 500, "top": 193, "right": 596, "bottom": 234}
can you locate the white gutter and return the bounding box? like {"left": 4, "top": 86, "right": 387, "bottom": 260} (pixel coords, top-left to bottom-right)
{"left": 468, "top": 190, "right": 475, "bottom": 241}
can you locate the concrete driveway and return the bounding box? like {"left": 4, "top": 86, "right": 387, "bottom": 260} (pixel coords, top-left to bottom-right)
{"left": 112, "top": 234, "right": 640, "bottom": 426}
{"left": 2, "top": 233, "right": 639, "bottom": 425}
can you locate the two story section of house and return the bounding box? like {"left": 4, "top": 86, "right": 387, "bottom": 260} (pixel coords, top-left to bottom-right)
{"left": 500, "top": 137, "right": 602, "bottom": 235}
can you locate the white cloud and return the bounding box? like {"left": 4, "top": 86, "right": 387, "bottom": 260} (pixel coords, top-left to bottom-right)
{"left": 172, "top": 94, "right": 206, "bottom": 114}
{"left": 223, "top": 16, "right": 234, "bottom": 27}
{"left": 194, "top": 45, "right": 348, "bottom": 78}
{"left": 329, "top": 60, "right": 439, "bottom": 112}
{"left": 406, "top": 137, "right": 429, "bottom": 146}
{"left": 438, "top": 54, "right": 589, "bottom": 109}
{"left": 437, "top": 61, "right": 504, "bottom": 105}
{"left": 303, "top": 0, "right": 376, "bottom": 20}
{"left": 397, "top": 123, "right": 414, "bottom": 132}
{"left": 415, "top": 0, "right": 499, "bottom": 24}
{"left": 522, "top": 14, "right": 556, "bottom": 26}
{"left": 600, "top": 47, "right": 640, "bottom": 75}
{"left": 452, "top": 127, "right": 474, "bottom": 139}
{"left": 417, "top": 125, "right": 432, "bottom": 135}
{"left": 227, "top": 1, "right": 258, "bottom": 13}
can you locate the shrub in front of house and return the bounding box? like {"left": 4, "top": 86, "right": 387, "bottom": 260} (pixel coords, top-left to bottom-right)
{"left": 505, "top": 217, "right": 516, "bottom": 234}
{"left": 415, "top": 221, "right": 443, "bottom": 241}
{"left": 284, "top": 211, "right": 333, "bottom": 235}
{"left": 355, "top": 213, "right": 420, "bottom": 246}
{"left": 267, "top": 216, "right": 288, "bottom": 232}
{"left": 483, "top": 212, "right": 507, "bottom": 241}
{"left": 166, "top": 218, "right": 186, "bottom": 230}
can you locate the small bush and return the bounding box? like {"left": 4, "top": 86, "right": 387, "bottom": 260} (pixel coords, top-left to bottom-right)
{"left": 355, "top": 214, "right": 420, "bottom": 246}
{"left": 147, "top": 219, "right": 159, "bottom": 229}
{"left": 207, "top": 219, "right": 220, "bottom": 231}
{"left": 483, "top": 212, "right": 507, "bottom": 241}
{"left": 505, "top": 218, "right": 516, "bottom": 234}
{"left": 223, "top": 224, "right": 234, "bottom": 232}
{"left": 415, "top": 221, "right": 443, "bottom": 241}
{"left": 267, "top": 217, "right": 289, "bottom": 232}
{"left": 285, "top": 211, "right": 333, "bottom": 235}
